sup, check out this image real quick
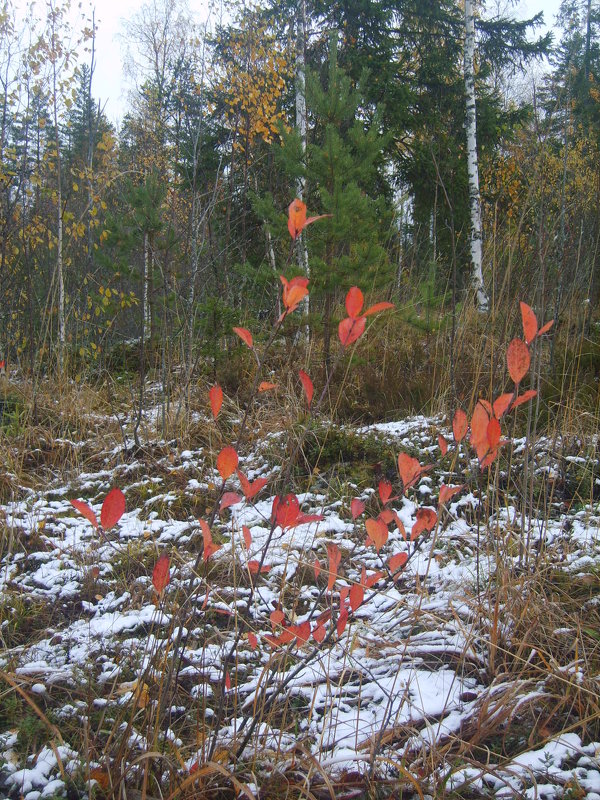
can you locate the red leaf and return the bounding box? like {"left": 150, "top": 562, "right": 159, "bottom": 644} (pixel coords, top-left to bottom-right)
{"left": 507, "top": 338, "right": 531, "bottom": 384}
{"left": 242, "top": 525, "right": 252, "bottom": 549}
{"left": 337, "top": 606, "right": 349, "bottom": 637}
{"left": 270, "top": 609, "right": 285, "bottom": 628}
{"left": 398, "top": 453, "right": 424, "bottom": 491}
{"left": 389, "top": 552, "right": 408, "bottom": 575}
{"left": 438, "top": 484, "right": 464, "bottom": 506}
{"left": 100, "top": 488, "right": 126, "bottom": 530}
{"left": 438, "top": 434, "right": 448, "bottom": 455}
{"left": 365, "top": 570, "right": 385, "bottom": 588}
{"left": 248, "top": 560, "right": 271, "bottom": 575}
{"left": 480, "top": 449, "right": 500, "bottom": 469}
{"left": 199, "top": 519, "right": 220, "bottom": 562}
{"left": 351, "top": 498, "right": 365, "bottom": 519}
{"left": 365, "top": 517, "right": 388, "bottom": 552}
{"left": 363, "top": 301, "right": 395, "bottom": 317}
{"left": 326, "top": 543, "right": 341, "bottom": 592}
{"left": 220, "top": 492, "right": 242, "bottom": 511}
{"left": 493, "top": 393, "right": 514, "bottom": 419}
{"left": 452, "top": 409, "right": 468, "bottom": 443}
{"left": 538, "top": 319, "right": 554, "bottom": 336}
{"left": 487, "top": 418, "right": 501, "bottom": 450}
{"left": 217, "top": 446, "right": 238, "bottom": 479}
{"left": 225, "top": 672, "right": 231, "bottom": 691}
{"left": 209, "top": 384, "right": 223, "bottom": 419}
{"left": 272, "top": 493, "right": 300, "bottom": 529}
{"left": 345, "top": 286, "right": 364, "bottom": 318}
{"left": 378, "top": 508, "right": 395, "bottom": 525}
{"left": 70, "top": 499, "right": 98, "bottom": 529}
{"left": 233, "top": 327, "right": 253, "bottom": 348}
{"left": 237, "top": 470, "right": 268, "bottom": 500}
{"left": 299, "top": 369, "right": 313, "bottom": 406}
{"left": 378, "top": 479, "right": 393, "bottom": 505}
{"left": 248, "top": 632, "right": 258, "bottom": 650}
{"left": 152, "top": 553, "right": 170, "bottom": 594}
{"left": 258, "top": 381, "right": 277, "bottom": 392}
{"left": 349, "top": 583, "right": 364, "bottom": 612}
{"left": 512, "top": 389, "right": 537, "bottom": 409}
{"left": 312, "top": 623, "right": 326, "bottom": 643}
{"left": 410, "top": 508, "right": 437, "bottom": 540}
{"left": 338, "top": 315, "right": 366, "bottom": 346}
{"left": 520, "top": 302, "right": 538, "bottom": 345}
{"left": 314, "top": 558, "right": 321, "bottom": 580}
{"left": 288, "top": 620, "right": 311, "bottom": 645}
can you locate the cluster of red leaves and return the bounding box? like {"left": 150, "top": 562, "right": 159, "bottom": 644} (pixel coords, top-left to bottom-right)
{"left": 338, "top": 287, "right": 394, "bottom": 347}
{"left": 438, "top": 302, "right": 553, "bottom": 469}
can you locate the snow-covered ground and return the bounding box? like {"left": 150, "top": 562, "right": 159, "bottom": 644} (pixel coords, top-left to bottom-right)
{"left": 1, "top": 411, "right": 600, "bottom": 799}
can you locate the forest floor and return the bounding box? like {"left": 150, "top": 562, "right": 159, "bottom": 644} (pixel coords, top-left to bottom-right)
{"left": 1, "top": 379, "right": 600, "bottom": 799}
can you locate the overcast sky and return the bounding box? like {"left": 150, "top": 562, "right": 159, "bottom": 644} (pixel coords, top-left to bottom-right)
{"left": 14, "top": 0, "right": 563, "bottom": 127}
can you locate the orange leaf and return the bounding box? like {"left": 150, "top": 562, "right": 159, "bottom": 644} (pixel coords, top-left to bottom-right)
{"left": 538, "top": 319, "right": 554, "bottom": 336}
{"left": 237, "top": 470, "right": 268, "bottom": 500}
{"left": 452, "top": 409, "right": 468, "bottom": 442}
{"left": 220, "top": 492, "right": 242, "bottom": 511}
{"left": 438, "top": 434, "right": 448, "bottom": 455}
{"left": 199, "top": 519, "right": 220, "bottom": 562}
{"left": 326, "top": 543, "right": 341, "bottom": 592}
{"left": 512, "top": 389, "right": 537, "bottom": 409}
{"left": 233, "top": 326, "right": 253, "bottom": 348}
{"left": 493, "top": 393, "right": 514, "bottom": 419}
{"left": 248, "top": 560, "right": 271, "bottom": 574}
{"left": 209, "top": 384, "right": 223, "bottom": 419}
{"left": 507, "top": 338, "right": 531, "bottom": 384}
{"left": 470, "top": 400, "right": 492, "bottom": 462}
{"left": 217, "top": 446, "right": 238, "bottom": 479}
{"left": 288, "top": 620, "right": 311, "bottom": 645}
{"left": 349, "top": 583, "right": 364, "bottom": 612}
{"left": 70, "top": 498, "right": 98, "bottom": 529}
{"left": 389, "top": 552, "right": 408, "bottom": 576}
{"left": 379, "top": 508, "right": 395, "bottom": 525}
{"left": 345, "top": 286, "right": 364, "bottom": 318}
{"left": 520, "top": 301, "right": 538, "bottom": 345}
{"left": 288, "top": 198, "right": 307, "bottom": 239}
{"left": 351, "top": 498, "right": 365, "bottom": 519}
{"left": 152, "top": 553, "right": 170, "bottom": 594}
{"left": 363, "top": 301, "right": 395, "bottom": 317}
{"left": 299, "top": 369, "right": 313, "bottom": 406}
{"left": 338, "top": 315, "right": 366, "bottom": 346}
{"left": 242, "top": 525, "right": 252, "bottom": 549}
{"left": 378, "top": 479, "right": 393, "bottom": 505}
{"left": 438, "top": 484, "right": 464, "bottom": 506}
{"left": 397, "top": 453, "right": 424, "bottom": 492}
{"left": 248, "top": 632, "right": 258, "bottom": 650}
{"left": 281, "top": 275, "right": 309, "bottom": 311}
{"left": 89, "top": 768, "right": 110, "bottom": 790}
{"left": 411, "top": 508, "right": 437, "bottom": 540}
{"left": 258, "top": 381, "right": 277, "bottom": 392}
{"left": 101, "top": 488, "right": 126, "bottom": 530}
{"left": 365, "top": 517, "right": 388, "bottom": 552}
{"left": 487, "top": 418, "right": 501, "bottom": 450}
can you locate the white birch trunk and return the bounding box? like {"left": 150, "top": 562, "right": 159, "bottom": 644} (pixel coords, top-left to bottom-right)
{"left": 295, "top": 0, "right": 309, "bottom": 285}
{"left": 143, "top": 231, "right": 151, "bottom": 340}
{"left": 464, "top": 0, "right": 489, "bottom": 312}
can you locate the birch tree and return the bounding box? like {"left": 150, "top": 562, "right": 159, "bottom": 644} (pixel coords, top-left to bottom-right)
{"left": 464, "top": 0, "right": 489, "bottom": 312}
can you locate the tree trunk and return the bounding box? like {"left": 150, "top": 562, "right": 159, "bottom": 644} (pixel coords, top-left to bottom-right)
{"left": 464, "top": 0, "right": 489, "bottom": 312}
{"left": 295, "top": 0, "right": 309, "bottom": 288}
